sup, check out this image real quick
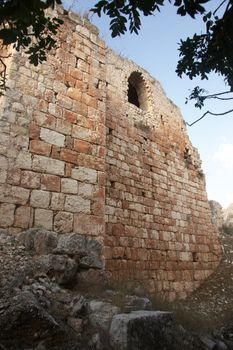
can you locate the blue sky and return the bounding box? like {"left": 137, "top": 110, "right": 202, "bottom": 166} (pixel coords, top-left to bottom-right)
{"left": 63, "top": 0, "right": 233, "bottom": 208}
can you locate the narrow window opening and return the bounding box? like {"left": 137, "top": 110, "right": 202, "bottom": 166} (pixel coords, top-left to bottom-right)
{"left": 127, "top": 71, "right": 148, "bottom": 110}
{"left": 192, "top": 252, "right": 198, "bottom": 262}
{"left": 128, "top": 82, "right": 140, "bottom": 107}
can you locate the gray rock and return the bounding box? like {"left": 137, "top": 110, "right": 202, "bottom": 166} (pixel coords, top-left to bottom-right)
{"left": 23, "top": 228, "right": 58, "bottom": 254}
{"left": 88, "top": 300, "right": 120, "bottom": 332}
{"left": 23, "top": 227, "right": 39, "bottom": 250}
{"left": 67, "top": 317, "right": 83, "bottom": 333}
{"left": 79, "top": 255, "right": 103, "bottom": 269}
{"left": 37, "top": 254, "right": 78, "bottom": 284}
{"left": 215, "top": 340, "right": 228, "bottom": 350}
{"left": 199, "top": 336, "right": 216, "bottom": 350}
{"left": 55, "top": 233, "right": 86, "bottom": 256}
{"left": 34, "top": 230, "right": 58, "bottom": 255}
{"left": 123, "top": 295, "right": 152, "bottom": 312}
{"left": 0, "top": 291, "right": 61, "bottom": 343}
{"left": 109, "top": 310, "right": 174, "bottom": 350}
{"left": 55, "top": 233, "right": 103, "bottom": 269}
{"left": 71, "top": 294, "right": 86, "bottom": 316}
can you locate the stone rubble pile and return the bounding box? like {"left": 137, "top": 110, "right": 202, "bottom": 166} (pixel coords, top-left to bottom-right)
{"left": 0, "top": 228, "right": 232, "bottom": 350}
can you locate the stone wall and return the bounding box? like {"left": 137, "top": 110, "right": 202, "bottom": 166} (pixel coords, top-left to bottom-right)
{"left": 0, "top": 9, "right": 106, "bottom": 241}
{"left": 0, "top": 7, "right": 221, "bottom": 299}
{"left": 104, "top": 51, "right": 221, "bottom": 299}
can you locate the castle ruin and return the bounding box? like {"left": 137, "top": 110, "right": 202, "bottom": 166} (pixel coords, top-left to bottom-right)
{"left": 0, "top": 8, "right": 221, "bottom": 300}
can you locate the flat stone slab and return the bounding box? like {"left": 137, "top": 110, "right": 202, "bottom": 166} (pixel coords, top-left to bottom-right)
{"left": 109, "top": 310, "right": 174, "bottom": 350}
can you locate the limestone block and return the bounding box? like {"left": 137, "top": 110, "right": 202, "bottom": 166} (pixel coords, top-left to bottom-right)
{"left": 14, "top": 206, "right": 32, "bottom": 228}
{"left": 51, "top": 193, "right": 65, "bottom": 210}
{"left": 71, "top": 166, "right": 97, "bottom": 184}
{"left": 0, "top": 170, "right": 7, "bottom": 183}
{"left": 40, "top": 128, "right": 65, "bottom": 147}
{"left": 7, "top": 168, "right": 21, "bottom": 185}
{"left": 29, "top": 140, "right": 51, "bottom": 156}
{"left": 15, "top": 152, "right": 32, "bottom": 170}
{"left": 54, "top": 211, "right": 73, "bottom": 233}
{"left": 41, "top": 174, "right": 60, "bottom": 192}
{"left": 32, "top": 155, "right": 65, "bottom": 176}
{"left": 0, "top": 203, "right": 15, "bottom": 227}
{"left": 64, "top": 195, "right": 90, "bottom": 213}
{"left": 34, "top": 208, "right": 53, "bottom": 230}
{"left": 0, "top": 155, "right": 8, "bottom": 169}
{"left": 78, "top": 183, "right": 93, "bottom": 198}
{"left": 60, "top": 149, "right": 77, "bottom": 164}
{"left": 56, "top": 119, "right": 71, "bottom": 135}
{"left": 61, "top": 178, "right": 78, "bottom": 194}
{"left": 179, "top": 252, "right": 192, "bottom": 262}
{"left": 73, "top": 214, "right": 104, "bottom": 236}
{"left": 30, "top": 190, "right": 50, "bottom": 208}
{"left": 109, "top": 311, "right": 174, "bottom": 350}
{"left": 72, "top": 125, "right": 92, "bottom": 141}
{"left": 0, "top": 184, "right": 30, "bottom": 205}
{"left": 67, "top": 87, "right": 82, "bottom": 102}
{"left": 21, "top": 171, "right": 41, "bottom": 189}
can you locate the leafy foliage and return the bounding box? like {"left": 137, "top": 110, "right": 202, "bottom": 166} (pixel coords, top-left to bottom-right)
{"left": 92, "top": 0, "right": 209, "bottom": 36}
{"left": 0, "top": 0, "right": 63, "bottom": 65}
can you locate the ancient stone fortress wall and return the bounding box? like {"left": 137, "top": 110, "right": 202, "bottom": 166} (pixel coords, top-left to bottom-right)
{"left": 104, "top": 52, "right": 221, "bottom": 299}
{"left": 0, "top": 7, "right": 221, "bottom": 299}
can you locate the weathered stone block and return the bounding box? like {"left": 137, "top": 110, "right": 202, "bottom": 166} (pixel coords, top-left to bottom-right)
{"left": 61, "top": 178, "right": 78, "bottom": 194}
{"left": 41, "top": 174, "right": 61, "bottom": 192}
{"left": 0, "top": 170, "right": 7, "bottom": 183}
{"left": 71, "top": 166, "right": 97, "bottom": 184}
{"left": 78, "top": 183, "right": 93, "bottom": 198}
{"left": 21, "top": 170, "right": 41, "bottom": 189}
{"left": 60, "top": 149, "right": 77, "bottom": 164}
{"left": 88, "top": 300, "right": 119, "bottom": 332}
{"left": 54, "top": 211, "right": 73, "bottom": 233}
{"left": 7, "top": 168, "right": 21, "bottom": 185}
{"left": 51, "top": 192, "right": 65, "bottom": 210}
{"left": 0, "top": 155, "right": 8, "bottom": 169}
{"left": 34, "top": 208, "right": 53, "bottom": 230}
{"left": 15, "top": 152, "right": 32, "bottom": 170}
{"left": 73, "top": 214, "right": 104, "bottom": 236}
{"left": 32, "top": 155, "right": 65, "bottom": 176}
{"left": 109, "top": 311, "right": 174, "bottom": 350}
{"left": 72, "top": 125, "right": 92, "bottom": 141}
{"left": 0, "top": 184, "right": 30, "bottom": 205}
{"left": 14, "top": 206, "right": 32, "bottom": 228}
{"left": 0, "top": 203, "right": 15, "bottom": 227}
{"left": 30, "top": 140, "right": 51, "bottom": 156}
{"left": 40, "top": 128, "right": 65, "bottom": 147}
{"left": 73, "top": 139, "right": 92, "bottom": 154}
{"left": 30, "top": 190, "right": 50, "bottom": 208}
{"left": 64, "top": 195, "right": 90, "bottom": 213}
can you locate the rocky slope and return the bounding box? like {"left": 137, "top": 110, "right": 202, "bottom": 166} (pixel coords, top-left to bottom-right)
{"left": 0, "top": 228, "right": 233, "bottom": 349}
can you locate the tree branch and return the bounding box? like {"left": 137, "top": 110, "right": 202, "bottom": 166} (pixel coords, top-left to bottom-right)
{"left": 0, "top": 55, "right": 9, "bottom": 95}
{"left": 202, "top": 90, "right": 233, "bottom": 98}
{"left": 186, "top": 108, "right": 233, "bottom": 126}
{"left": 213, "top": 0, "right": 229, "bottom": 15}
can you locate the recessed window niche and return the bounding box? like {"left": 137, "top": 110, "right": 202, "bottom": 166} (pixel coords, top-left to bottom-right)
{"left": 127, "top": 71, "right": 148, "bottom": 111}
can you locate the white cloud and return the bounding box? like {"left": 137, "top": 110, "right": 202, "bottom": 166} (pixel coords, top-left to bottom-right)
{"left": 212, "top": 143, "right": 233, "bottom": 169}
